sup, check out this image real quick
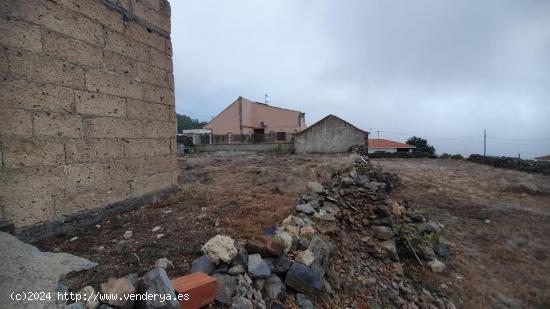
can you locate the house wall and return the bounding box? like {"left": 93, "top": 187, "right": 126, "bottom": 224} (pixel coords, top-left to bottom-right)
{"left": 205, "top": 97, "right": 305, "bottom": 135}
{"left": 243, "top": 98, "right": 305, "bottom": 134}
{"left": 368, "top": 148, "right": 398, "bottom": 153}
{"left": 294, "top": 116, "right": 367, "bottom": 153}
{"left": 204, "top": 99, "right": 242, "bottom": 134}
{"left": 0, "top": 0, "right": 177, "bottom": 239}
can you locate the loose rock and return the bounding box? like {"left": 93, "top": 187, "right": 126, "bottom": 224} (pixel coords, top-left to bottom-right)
{"left": 307, "top": 181, "right": 324, "bottom": 193}
{"left": 264, "top": 274, "right": 285, "bottom": 300}
{"left": 213, "top": 274, "right": 237, "bottom": 305}
{"left": 295, "top": 249, "right": 315, "bottom": 266}
{"left": 77, "top": 286, "right": 99, "bottom": 309}
{"left": 296, "top": 203, "right": 315, "bottom": 214}
{"left": 190, "top": 255, "right": 216, "bottom": 274}
{"left": 139, "top": 268, "right": 179, "bottom": 309}
{"left": 285, "top": 262, "right": 322, "bottom": 293}
{"left": 371, "top": 225, "right": 394, "bottom": 240}
{"left": 247, "top": 254, "right": 271, "bottom": 279}
{"left": 202, "top": 235, "right": 238, "bottom": 264}
{"left": 100, "top": 276, "right": 135, "bottom": 308}
{"left": 245, "top": 236, "right": 284, "bottom": 257}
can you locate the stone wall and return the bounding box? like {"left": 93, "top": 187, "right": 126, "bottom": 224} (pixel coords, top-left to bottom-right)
{"left": 294, "top": 115, "right": 367, "bottom": 153}
{"left": 468, "top": 154, "right": 550, "bottom": 175}
{"left": 0, "top": 0, "right": 177, "bottom": 239}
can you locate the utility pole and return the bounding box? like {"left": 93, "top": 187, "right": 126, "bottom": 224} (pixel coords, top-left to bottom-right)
{"left": 264, "top": 94, "right": 270, "bottom": 104}
{"left": 377, "top": 130, "right": 380, "bottom": 139}
{"left": 483, "top": 129, "right": 486, "bottom": 156}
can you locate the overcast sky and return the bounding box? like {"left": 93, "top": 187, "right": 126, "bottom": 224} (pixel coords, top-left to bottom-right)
{"left": 170, "top": 0, "right": 550, "bottom": 159}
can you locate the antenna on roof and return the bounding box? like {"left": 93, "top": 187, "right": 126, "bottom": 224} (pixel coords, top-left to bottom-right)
{"left": 264, "top": 94, "right": 270, "bottom": 104}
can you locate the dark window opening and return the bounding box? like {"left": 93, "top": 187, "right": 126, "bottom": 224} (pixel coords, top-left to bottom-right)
{"left": 277, "top": 132, "right": 286, "bottom": 141}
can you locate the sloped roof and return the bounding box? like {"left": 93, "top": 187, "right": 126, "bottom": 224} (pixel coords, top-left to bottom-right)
{"left": 534, "top": 155, "right": 550, "bottom": 161}
{"left": 295, "top": 114, "right": 368, "bottom": 136}
{"left": 368, "top": 139, "right": 416, "bottom": 149}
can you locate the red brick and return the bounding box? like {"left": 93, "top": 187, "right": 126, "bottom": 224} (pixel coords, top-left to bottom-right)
{"left": 171, "top": 273, "right": 217, "bottom": 309}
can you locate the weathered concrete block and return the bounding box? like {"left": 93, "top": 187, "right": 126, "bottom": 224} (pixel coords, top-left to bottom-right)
{"left": 144, "top": 83, "right": 173, "bottom": 105}
{"left": 124, "top": 154, "right": 177, "bottom": 176}
{"left": 165, "top": 37, "right": 172, "bottom": 56}
{"left": 86, "top": 69, "right": 142, "bottom": 99}
{"left": 0, "top": 169, "right": 64, "bottom": 227}
{"left": 55, "top": 0, "right": 124, "bottom": 33}
{"left": 137, "top": 62, "right": 167, "bottom": 86}
{"left": 149, "top": 47, "right": 173, "bottom": 72}
{"left": 127, "top": 99, "right": 170, "bottom": 121}
{"left": 105, "top": 30, "right": 150, "bottom": 62}
{"left": 132, "top": 1, "right": 170, "bottom": 33}
{"left": 0, "top": 78, "right": 73, "bottom": 113}
{"left": 43, "top": 31, "right": 103, "bottom": 67}
{"left": 63, "top": 187, "right": 129, "bottom": 214}
{"left": 125, "top": 21, "right": 164, "bottom": 48}
{"left": 103, "top": 50, "right": 137, "bottom": 76}
{"left": 142, "top": 120, "right": 175, "bottom": 138}
{"left": 20, "top": 0, "right": 105, "bottom": 46}
{"left": 131, "top": 171, "right": 174, "bottom": 196}
{"left": 75, "top": 90, "right": 126, "bottom": 117}
{"left": 0, "top": 18, "right": 42, "bottom": 52}
{"left": 124, "top": 138, "right": 171, "bottom": 158}
{"left": 86, "top": 117, "right": 142, "bottom": 138}
{"left": 33, "top": 112, "right": 82, "bottom": 139}
{"left": 2, "top": 141, "right": 64, "bottom": 168}
{"left": 64, "top": 161, "right": 129, "bottom": 193}
{"left": 0, "top": 108, "right": 33, "bottom": 138}
{"left": 8, "top": 49, "right": 86, "bottom": 89}
{"left": 65, "top": 139, "right": 125, "bottom": 163}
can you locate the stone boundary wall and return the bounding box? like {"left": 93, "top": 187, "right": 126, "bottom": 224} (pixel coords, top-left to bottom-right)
{"left": 194, "top": 143, "right": 295, "bottom": 154}
{"left": 468, "top": 154, "right": 550, "bottom": 175}
{"left": 0, "top": 0, "right": 177, "bottom": 239}
{"left": 368, "top": 152, "right": 436, "bottom": 159}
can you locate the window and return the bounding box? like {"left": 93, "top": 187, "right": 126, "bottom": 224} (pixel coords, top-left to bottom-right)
{"left": 276, "top": 132, "right": 286, "bottom": 141}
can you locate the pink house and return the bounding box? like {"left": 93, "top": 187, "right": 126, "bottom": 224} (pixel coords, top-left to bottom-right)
{"left": 204, "top": 97, "right": 306, "bottom": 139}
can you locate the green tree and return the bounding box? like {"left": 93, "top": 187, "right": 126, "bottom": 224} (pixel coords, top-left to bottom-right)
{"left": 406, "top": 136, "right": 436, "bottom": 155}
{"left": 176, "top": 113, "right": 208, "bottom": 132}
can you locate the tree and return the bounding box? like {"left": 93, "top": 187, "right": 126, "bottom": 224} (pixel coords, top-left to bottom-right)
{"left": 406, "top": 136, "right": 436, "bottom": 156}
{"left": 176, "top": 113, "right": 208, "bottom": 132}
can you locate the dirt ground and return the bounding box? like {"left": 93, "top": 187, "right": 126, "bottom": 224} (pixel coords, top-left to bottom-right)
{"left": 34, "top": 152, "right": 357, "bottom": 290}
{"left": 372, "top": 158, "right": 550, "bottom": 308}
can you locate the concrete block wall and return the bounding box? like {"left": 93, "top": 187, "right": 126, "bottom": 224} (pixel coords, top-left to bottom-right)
{"left": 0, "top": 0, "right": 177, "bottom": 239}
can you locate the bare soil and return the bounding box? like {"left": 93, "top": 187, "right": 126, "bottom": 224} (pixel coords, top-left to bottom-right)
{"left": 33, "top": 152, "right": 357, "bottom": 291}
{"left": 372, "top": 158, "right": 550, "bottom": 308}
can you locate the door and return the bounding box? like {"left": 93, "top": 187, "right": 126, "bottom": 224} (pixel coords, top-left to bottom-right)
{"left": 253, "top": 128, "right": 265, "bottom": 143}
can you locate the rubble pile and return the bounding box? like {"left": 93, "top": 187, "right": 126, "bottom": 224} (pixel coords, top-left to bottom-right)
{"left": 189, "top": 156, "right": 457, "bottom": 308}
{"left": 61, "top": 156, "right": 457, "bottom": 308}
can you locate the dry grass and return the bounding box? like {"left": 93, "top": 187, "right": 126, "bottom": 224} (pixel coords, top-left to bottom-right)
{"left": 373, "top": 158, "right": 550, "bottom": 308}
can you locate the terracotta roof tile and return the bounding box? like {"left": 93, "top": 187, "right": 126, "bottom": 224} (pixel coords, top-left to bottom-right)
{"left": 368, "top": 139, "right": 416, "bottom": 149}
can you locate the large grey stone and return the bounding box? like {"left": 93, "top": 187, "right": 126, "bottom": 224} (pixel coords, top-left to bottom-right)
{"left": 231, "top": 296, "right": 253, "bottom": 309}
{"left": 371, "top": 225, "right": 394, "bottom": 240}
{"left": 306, "top": 182, "right": 324, "bottom": 193}
{"left": 265, "top": 255, "right": 290, "bottom": 273}
{"left": 296, "top": 204, "right": 315, "bottom": 215}
{"left": 264, "top": 274, "right": 285, "bottom": 300}
{"left": 285, "top": 262, "right": 322, "bottom": 293}
{"left": 0, "top": 232, "right": 97, "bottom": 309}
{"left": 247, "top": 254, "right": 271, "bottom": 279}
{"left": 308, "top": 234, "right": 331, "bottom": 277}
{"left": 100, "top": 276, "right": 136, "bottom": 308}
{"left": 138, "top": 268, "right": 179, "bottom": 309}
{"left": 213, "top": 274, "right": 236, "bottom": 305}
{"left": 190, "top": 255, "right": 216, "bottom": 274}
{"left": 296, "top": 293, "right": 314, "bottom": 309}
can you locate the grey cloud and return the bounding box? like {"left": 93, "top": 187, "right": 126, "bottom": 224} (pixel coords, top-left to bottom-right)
{"left": 170, "top": 0, "right": 550, "bottom": 158}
